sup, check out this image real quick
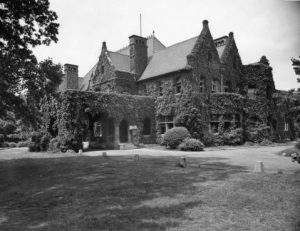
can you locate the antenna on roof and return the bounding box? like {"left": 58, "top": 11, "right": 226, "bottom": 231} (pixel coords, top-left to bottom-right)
{"left": 140, "top": 13, "right": 142, "bottom": 36}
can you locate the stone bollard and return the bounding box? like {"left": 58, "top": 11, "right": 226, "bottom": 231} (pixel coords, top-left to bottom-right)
{"left": 254, "top": 161, "right": 264, "bottom": 173}
{"left": 178, "top": 157, "right": 187, "bottom": 168}
{"left": 78, "top": 149, "right": 83, "bottom": 155}
{"left": 102, "top": 152, "right": 107, "bottom": 158}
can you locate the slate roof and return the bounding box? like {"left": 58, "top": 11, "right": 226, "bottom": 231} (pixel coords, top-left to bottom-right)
{"left": 117, "top": 35, "right": 166, "bottom": 57}
{"left": 139, "top": 36, "right": 198, "bottom": 81}
{"left": 79, "top": 63, "right": 97, "bottom": 91}
{"left": 108, "top": 51, "right": 130, "bottom": 72}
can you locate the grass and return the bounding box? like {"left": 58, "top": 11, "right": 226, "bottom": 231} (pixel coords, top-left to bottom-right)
{"left": 0, "top": 155, "right": 299, "bottom": 230}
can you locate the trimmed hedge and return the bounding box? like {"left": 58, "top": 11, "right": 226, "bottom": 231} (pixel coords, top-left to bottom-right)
{"left": 163, "top": 127, "right": 191, "bottom": 149}
{"left": 179, "top": 138, "right": 204, "bottom": 151}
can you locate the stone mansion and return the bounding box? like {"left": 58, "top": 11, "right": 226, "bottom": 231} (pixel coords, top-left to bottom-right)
{"left": 57, "top": 20, "right": 294, "bottom": 149}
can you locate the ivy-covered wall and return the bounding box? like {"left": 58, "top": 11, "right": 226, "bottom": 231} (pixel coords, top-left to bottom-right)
{"left": 42, "top": 91, "right": 156, "bottom": 151}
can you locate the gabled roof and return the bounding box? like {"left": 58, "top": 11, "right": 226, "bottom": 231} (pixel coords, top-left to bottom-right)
{"left": 139, "top": 36, "right": 198, "bottom": 81}
{"left": 78, "top": 77, "right": 83, "bottom": 88}
{"left": 117, "top": 35, "right": 166, "bottom": 57}
{"left": 79, "top": 63, "right": 97, "bottom": 91}
{"left": 108, "top": 51, "right": 130, "bottom": 72}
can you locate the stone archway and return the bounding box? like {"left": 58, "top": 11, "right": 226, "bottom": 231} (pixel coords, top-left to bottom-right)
{"left": 119, "top": 120, "right": 128, "bottom": 143}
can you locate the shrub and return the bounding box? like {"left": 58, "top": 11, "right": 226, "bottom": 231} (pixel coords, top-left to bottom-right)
{"left": 58, "top": 134, "right": 82, "bottom": 153}
{"left": 8, "top": 142, "right": 17, "bottom": 148}
{"left": 16, "top": 141, "right": 29, "bottom": 147}
{"left": 28, "top": 141, "right": 40, "bottom": 152}
{"left": 179, "top": 138, "right": 204, "bottom": 151}
{"left": 202, "top": 133, "right": 215, "bottom": 147}
{"left": 31, "top": 131, "right": 42, "bottom": 143}
{"left": 40, "top": 133, "right": 52, "bottom": 151}
{"left": 222, "top": 128, "right": 243, "bottom": 145}
{"left": 245, "top": 126, "right": 270, "bottom": 143}
{"left": 0, "top": 142, "right": 9, "bottom": 148}
{"left": 163, "top": 127, "right": 191, "bottom": 149}
{"left": 48, "top": 137, "right": 60, "bottom": 153}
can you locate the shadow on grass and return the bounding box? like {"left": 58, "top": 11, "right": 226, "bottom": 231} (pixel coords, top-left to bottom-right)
{"left": 0, "top": 156, "right": 246, "bottom": 230}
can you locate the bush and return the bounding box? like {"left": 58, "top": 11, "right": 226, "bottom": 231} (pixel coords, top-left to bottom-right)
{"left": 58, "top": 134, "right": 83, "bottom": 153}
{"left": 48, "top": 137, "right": 60, "bottom": 153}
{"left": 179, "top": 138, "right": 204, "bottom": 151}
{"left": 163, "top": 127, "right": 191, "bottom": 149}
{"left": 28, "top": 141, "right": 40, "bottom": 152}
{"left": 202, "top": 133, "right": 215, "bottom": 147}
{"left": 8, "top": 142, "right": 17, "bottom": 148}
{"left": 246, "top": 126, "right": 270, "bottom": 143}
{"left": 16, "top": 141, "right": 29, "bottom": 147}
{"left": 31, "top": 131, "right": 42, "bottom": 143}
{"left": 40, "top": 133, "right": 51, "bottom": 151}
{"left": 222, "top": 128, "right": 243, "bottom": 145}
{"left": 0, "top": 142, "right": 9, "bottom": 148}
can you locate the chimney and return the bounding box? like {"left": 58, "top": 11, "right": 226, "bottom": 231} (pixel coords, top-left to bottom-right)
{"left": 62, "top": 64, "right": 78, "bottom": 90}
{"left": 129, "top": 35, "right": 148, "bottom": 76}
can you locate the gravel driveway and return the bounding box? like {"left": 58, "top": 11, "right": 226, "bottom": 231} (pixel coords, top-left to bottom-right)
{"left": 0, "top": 144, "right": 299, "bottom": 173}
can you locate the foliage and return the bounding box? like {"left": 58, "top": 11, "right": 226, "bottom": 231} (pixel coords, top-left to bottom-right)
{"left": 179, "top": 138, "right": 204, "bottom": 151}
{"left": 210, "top": 93, "right": 244, "bottom": 115}
{"left": 28, "top": 131, "right": 43, "bottom": 152}
{"left": 222, "top": 128, "right": 243, "bottom": 145}
{"left": 0, "top": 134, "right": 4, "bottom": 143}
{"left": 48, "top": 137, "right": 60, "bottom": 153}
{"left": 41, "top": 91, "right": 155, "bottom": 152}
{"left": 0, "top": 0, "right": 60, "bottom": 125}
{"left": 16, "top": 141, "right": 29, "bottom": 147}
{"left": 245, "top": 126, "right": 270, "bottom": 143}
{"left": 40, "top": 133, "right": 51, "bottom": 151}
{"left": 8, "top": 142, "right": 17, "bottom": 148}
{"left": 163, "top": 127, "right": 191, "bottom": 149}
{"left": 291, "top": 56, "right": 300, "bottom": 76}
{"left": 0, "top": 142, "right": 9, "bottom": 148}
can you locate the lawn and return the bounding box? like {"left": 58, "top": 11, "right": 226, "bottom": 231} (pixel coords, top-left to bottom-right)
{"left": 0, "top": 155, "right": 299, "bottom": 230}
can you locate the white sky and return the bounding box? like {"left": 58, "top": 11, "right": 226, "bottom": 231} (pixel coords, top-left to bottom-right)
{"left": 33, "top": 0, "right": 300, "bottom": 90}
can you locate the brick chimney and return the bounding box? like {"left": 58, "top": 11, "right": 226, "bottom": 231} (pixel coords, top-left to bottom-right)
{"left": 61, "top": 64, "right": 78, "bottom": 90}
{"left": 129, "top": 35, "right": 148, "bottom": 76}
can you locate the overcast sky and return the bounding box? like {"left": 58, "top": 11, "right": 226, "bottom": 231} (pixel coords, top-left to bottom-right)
{"left": 33, "top": 0, "right": 300, "bottom": 90}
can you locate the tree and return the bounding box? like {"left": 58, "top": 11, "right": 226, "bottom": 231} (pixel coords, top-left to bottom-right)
{"left": 291, "top": 56, "right": 300, "bottom": 77}
{"left": 0, "top": 0, "right": 59, "bottom": 122}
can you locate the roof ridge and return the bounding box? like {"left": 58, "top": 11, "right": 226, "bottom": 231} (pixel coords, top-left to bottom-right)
{"left": 166, "top": 36, "right": 198, "bottom": 49}
{"left": 108, "top": 51, "right": 129, "bottom": 57}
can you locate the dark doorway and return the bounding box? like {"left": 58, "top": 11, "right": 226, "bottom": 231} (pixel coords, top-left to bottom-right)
{"left": 119, "top": 120, "right": 128, "bottom": 142}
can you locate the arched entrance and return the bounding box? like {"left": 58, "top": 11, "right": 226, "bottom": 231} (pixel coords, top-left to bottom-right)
{"left": 119, "top": 120, "right": 128, "bottom": 142}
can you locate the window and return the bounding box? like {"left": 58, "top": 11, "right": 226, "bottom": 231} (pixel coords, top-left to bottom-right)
{"left": 212, "top": 81, "right": 216, "bottom": 93}
{"left": 142, "top": 118, "right": 151, "bottom": 135}
{"left": 159, "top": 116, "right": 174, "bottom": 134}
{"left": 101, "top": 65, "right": 104, "bottom": 74}
{"left": 284, "top": 122, "right": 289, "bottom": 131}
{"left": 175, "top": 79, "right": 182, "bottom": 94}
{"left": 199, "top": 77, "right": 205, "bottom": 93}
{"left": 158, "top": 82, "right": 163, "bottom": 96}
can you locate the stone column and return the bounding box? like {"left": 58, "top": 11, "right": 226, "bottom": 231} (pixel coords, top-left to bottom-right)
{"left": 114, "top": 121, "right": 120, "bottom": 149}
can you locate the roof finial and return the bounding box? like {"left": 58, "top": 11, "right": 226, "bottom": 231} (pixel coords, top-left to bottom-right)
{"left": 229, "top": 32, "right": 234, "bottom": 37}
{"left": 203, "top": 19, "right": 209, "bottom": 27}
{"left": 152, "top": 30, "right": 155, "bottom": 38}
